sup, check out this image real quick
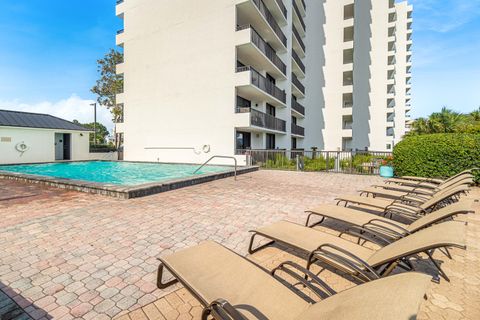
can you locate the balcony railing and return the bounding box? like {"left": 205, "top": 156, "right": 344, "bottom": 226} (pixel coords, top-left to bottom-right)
{"left": 292, "top": 0, "right": 306, "bottom": 31}
{"left": 238, "top": 25, "right": 286, "bottom": 75}
{"left": 292, "top": 50, "right": 305, "bottom": 74}
{"left": 236, "top": 107, "right": 286, "bottom": 132}
{"left": 293, "top": 26, "right": 306, "bottom": 53}
{"left": 292, "top": 73, "right": 305, "bottom": 94}
{"left": 237, "top": 66, "right": 287, "bottom": 103}
{"left": 343, "top": 101, "right": 353, "bottom": 108}
{"left": 292, "top": 99, "right": 305, "bottom": 116}
{"left": 291, "top": 123, "right": 305, "bottom": 136}
{"left": 276, "top": 0, "right": 287, "bottom": 19}
{"left": 252, "top": 0, "right": 287, "bottom": 47}
{"left": 300, "top": 0, "right": 306, "bottom": 11}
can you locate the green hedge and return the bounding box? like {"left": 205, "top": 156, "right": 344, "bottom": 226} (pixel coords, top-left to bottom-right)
{"left": 393, "top": 133, "right": 480, "bottom": 181}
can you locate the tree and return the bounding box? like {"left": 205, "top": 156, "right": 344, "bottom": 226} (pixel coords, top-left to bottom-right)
{"left": 73, "top": 120, "right": 110, "bottom": 145}
{"left": 91, "top": 49, "right": 124, "bottom": 146}
{"left": 409, "top": 106, "right": 480, "bottom": 135}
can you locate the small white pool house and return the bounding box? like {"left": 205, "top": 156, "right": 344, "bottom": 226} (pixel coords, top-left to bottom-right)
{"left": 0, "top": 109, "right": 94, "bottom": 164}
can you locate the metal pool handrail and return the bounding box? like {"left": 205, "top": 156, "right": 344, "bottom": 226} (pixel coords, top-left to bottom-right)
{"left": 194, "top": 156, "right": 238, "bottom": 180}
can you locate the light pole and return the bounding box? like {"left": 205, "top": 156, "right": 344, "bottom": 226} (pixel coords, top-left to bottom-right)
{"left": 90, "top": 103, "right": 97, "bottom": 145}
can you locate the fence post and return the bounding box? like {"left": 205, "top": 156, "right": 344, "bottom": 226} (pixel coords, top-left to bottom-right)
{"left": 296, "top": 155, "right": 300, "bottom": 171}
{"left": 326, "top": 152, "right": 330, "bottom": 172}
{"left": 335, "top": 152, "right": 340, "bottom": 172}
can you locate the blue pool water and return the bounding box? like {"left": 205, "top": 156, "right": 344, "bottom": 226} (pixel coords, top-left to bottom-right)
{"left": 0, "top": 161, "right": 231, "bottom": 186}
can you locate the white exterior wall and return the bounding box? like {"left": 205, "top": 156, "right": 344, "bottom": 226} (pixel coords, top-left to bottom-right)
{"left": 0, "top": 127, "right": 91, "bottom": 164}
{"left": 117, "top": 0, "right": 412, "bottom": 162}
{"left": 393, "top": 1, "right": 413, "bottom": 144}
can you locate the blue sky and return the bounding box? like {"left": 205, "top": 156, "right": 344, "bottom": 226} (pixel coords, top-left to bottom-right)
{"left": 0, "top": 0, "right": 479, "bottom": 130}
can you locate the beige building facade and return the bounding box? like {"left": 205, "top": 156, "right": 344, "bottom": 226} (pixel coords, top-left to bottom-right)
{"left": 115, "top": 0, "right": 412, "bottom": 165}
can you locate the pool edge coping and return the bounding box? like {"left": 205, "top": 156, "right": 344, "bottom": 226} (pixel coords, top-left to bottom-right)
{"left": 0, "top": 162, "right": 259, "bottom": 199}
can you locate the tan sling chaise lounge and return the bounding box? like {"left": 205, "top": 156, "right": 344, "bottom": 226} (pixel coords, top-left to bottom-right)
{"left": 384, "top": 169, "right": 474, "bottom": 188}
{"left": 334, "top": 185, "right": 469, "bottom": 220}
{"left": 249, "top": 221, "right": 466, "bottom": 282}
{"left": 157, "top": 241, "right": 431, "bottom": 320}
{"left": 304, "top": 200, "right": 474, "bottom": 241}
{"left": 360, "top": 176, "right": 473, "bottom": 199}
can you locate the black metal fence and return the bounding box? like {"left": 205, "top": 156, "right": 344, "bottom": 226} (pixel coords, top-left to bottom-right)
{"left": 237, "top": 149, "right": 393, "bottom": 175}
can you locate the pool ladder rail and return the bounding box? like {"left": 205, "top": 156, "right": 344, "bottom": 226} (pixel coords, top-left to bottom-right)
{"left": 193, "top": 156, "right": 238, "bottom": 180}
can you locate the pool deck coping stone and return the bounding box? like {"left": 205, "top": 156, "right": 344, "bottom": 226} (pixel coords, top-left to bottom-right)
{"left": 0, "top": 161, "right": 258, "bottom": 199}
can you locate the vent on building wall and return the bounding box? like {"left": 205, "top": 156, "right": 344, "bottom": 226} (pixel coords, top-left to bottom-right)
{"left": 1, "top": 137, "right": 12, "bottom": 142}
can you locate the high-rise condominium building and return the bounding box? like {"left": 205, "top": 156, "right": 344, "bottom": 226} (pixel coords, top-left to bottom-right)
{"left": 115, "top": 0, "right": 412, "bottom": 165}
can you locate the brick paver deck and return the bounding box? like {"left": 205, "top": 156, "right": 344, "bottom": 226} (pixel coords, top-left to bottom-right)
{"left": 1, "top": 171, "right": 478, "bottom": 320}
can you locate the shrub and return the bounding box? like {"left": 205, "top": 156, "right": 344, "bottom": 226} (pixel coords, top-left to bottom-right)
{"left": 265, "top": 153, "right": 296, "bottom": 170}
{"left": 89, "top": 144, "right": 117, "bottom": 153}
{"left": 393, "top": 133, "right": 480, "bottom": 181}
{"left": 304, "top": 156, "right": 334, "bottom": 171}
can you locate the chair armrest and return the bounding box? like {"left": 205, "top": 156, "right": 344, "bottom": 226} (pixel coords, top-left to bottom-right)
{"left": 344, "top": 225, "right": 395, "bottom": 247}
{"left": 272, "top": 261, "right": 336, "bottom": 300}
{"left": 203, "top": 299, "right": 247, "bottom": 320}
{"left": 313, "top": 244, "right": 380, "bottom": 282}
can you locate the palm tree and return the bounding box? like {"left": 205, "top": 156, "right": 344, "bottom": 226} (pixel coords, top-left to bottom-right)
{"left": 409, "top": 107, "right": 472, "bottom": 135}
{"left": 470, "top": 107, "right": 480, "bottom": 122}
{"left": 427, "top": 107, "right": 462, "bottom": 133}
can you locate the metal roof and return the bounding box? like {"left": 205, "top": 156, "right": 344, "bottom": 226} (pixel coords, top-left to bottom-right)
{"left": 0, "top": 109, "right": 91, "bottom": 131}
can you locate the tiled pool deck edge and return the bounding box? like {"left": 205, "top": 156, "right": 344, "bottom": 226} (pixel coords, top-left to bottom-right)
{"left": 0, "top": 165, "right": 259, "bottom": 199}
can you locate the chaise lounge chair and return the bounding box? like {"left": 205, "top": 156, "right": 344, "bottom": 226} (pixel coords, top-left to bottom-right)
{"left": 249, "top": 221, "right": 466, "bottom": 282}
{"left": 360, "top": 176, "right": 473, "bottom": 199}
{"left": 369, "top": 174, "right": 474, "bottom": 196}
{"left": 384, "top": 169, "right": 474, "bottom": 188}
{"left": 335, "top": 185, "right": 469, "bottom": 220}
{"left": 157, "top": 241, "right": 432, "bottom": 320}
{"left": 304, "top": 200, "right": 474, "bottom": 241}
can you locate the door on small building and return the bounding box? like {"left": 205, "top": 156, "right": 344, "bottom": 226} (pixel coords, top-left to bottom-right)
{"left": 54, "top": 133, "right": 71, "bottom": 160}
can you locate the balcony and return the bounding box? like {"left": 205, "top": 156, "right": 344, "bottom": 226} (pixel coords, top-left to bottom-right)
{"left": 296, "top": 0, "right": 306, "bottom": 16}
{"left": 236, "top": 66, "right": 286, "bottom": 107}
{"left": 292, "top": 50, "right": 305, "bottom": 78}
{"left": 116, "top": 0, "right": 125, "bottom": 18}
{"left": 263, "top": 0, "right": 287, "bottom": 25}
{"left": 116, "top": 29, "right": 125, "bottom": 47}
{"left": 292, "top": 73, "right": 305, "bottom": 97}
{"left": 292, "top": 0, "right": 306, "bottom": 36}
{"left": 291, "top": 98, "right": 305, "bottom": 117}
{"left": 236, "top": 25, "right": 286, "bottom": 78}
{"left": 236, "top": 107, "right": 286, "bottom": 133}
{"left": 237, "top": 0, "right": 287, "bottom": 51}
{"left": 291, "top": 123, "right": 305, "bottom": 137}
{"left": 292, "top": 26, "right": 306, "bottom": 57}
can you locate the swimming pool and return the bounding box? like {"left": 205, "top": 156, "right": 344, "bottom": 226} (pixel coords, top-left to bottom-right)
{"left": 0, "top": 161, "right": 230, "bottom": 186}
{"left": 0, "top": 161, "right": 257, "bottom": 198}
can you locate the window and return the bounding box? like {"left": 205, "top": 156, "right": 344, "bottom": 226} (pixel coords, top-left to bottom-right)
{"left": 343, "top": 93, "right": 353, "bottom": 108}
{"left": 343, "top": 49, "right": 354, "bottom": 64}
{"left": 344, "top": 4, "right": 354, "bottom": 20}
{"left": 343, "top": 71, "right": 353, "bottom": 86}
{"left": 292, "top": 137, "right": 297, "bottom": 149}
{"left": 292, "top": 116, "right": 297, "bottom": 125}
{"left": 266, "top": 133, "right": 276, "bottom": 149}
{"left": 236, "top": 131, "right": 251, "bottom": 150}
{"left": 344, "top": 26, "right": 354, "bottom": 42}
{"left": 266, "top": 104, "right": 276, "bottom": 117}
{"left": 386, "top": 144, "right": 392, "bottom": 150}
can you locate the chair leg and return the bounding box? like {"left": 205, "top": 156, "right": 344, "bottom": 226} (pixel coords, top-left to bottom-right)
{"left": 305, "top": 213, "right": 325, "bottom": 227}
{"left": 248, "top": 233, "right": 274, "bottom": 254}
{"left": 157, "top": 263, "right": 179, "bottom": 289}
{"left": 426, "top": 251, "right": 450, "bottom": 282}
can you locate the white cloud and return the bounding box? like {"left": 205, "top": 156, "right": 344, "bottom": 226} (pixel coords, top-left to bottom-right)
{"left": 0, "top": 95, "right": 115, "bottom": 133}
